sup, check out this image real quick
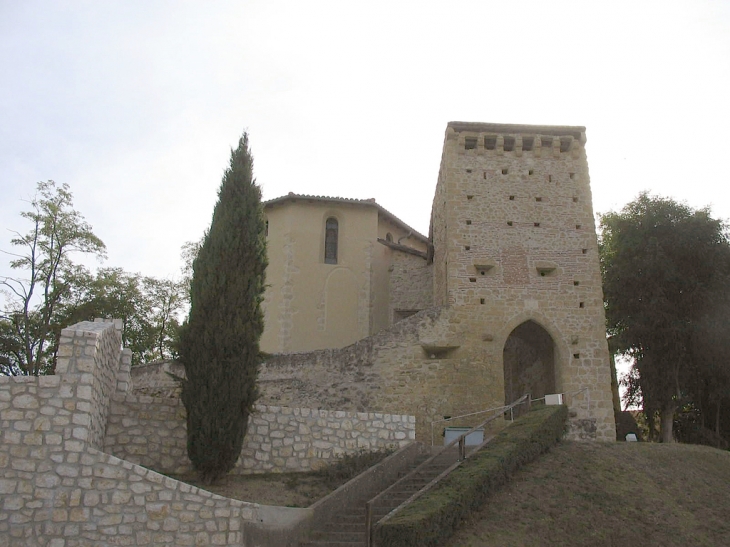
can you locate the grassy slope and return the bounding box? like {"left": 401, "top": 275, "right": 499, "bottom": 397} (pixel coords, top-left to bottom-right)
{"left": 445, "top": 441, "right": 730, "bottom": 547}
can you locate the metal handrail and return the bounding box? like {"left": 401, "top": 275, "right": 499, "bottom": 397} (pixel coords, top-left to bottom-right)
{"left": 365, "top": 394, "right": 530, "bottom": 547}
{"left": 430, "top": 402, "right": 516, "bottom": 446}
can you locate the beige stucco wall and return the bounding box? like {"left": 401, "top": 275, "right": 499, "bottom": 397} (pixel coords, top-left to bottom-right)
{"left": 261, "top": 198, "right": 429, "bottom": 353}
{"left": 262, "top": 200, "right": 377, "bottom": 353}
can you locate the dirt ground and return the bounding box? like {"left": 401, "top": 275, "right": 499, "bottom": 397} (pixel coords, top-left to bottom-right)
{"left": 169, "top": 471, "right": 338, "bottom": 507}
{"left": 170, "top": 448, "right": 394, "bottom": 507}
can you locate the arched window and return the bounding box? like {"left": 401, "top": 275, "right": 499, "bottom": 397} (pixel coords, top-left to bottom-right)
{"left": 325, "top": 217, "right": 338, "bottom": 264}
{"left": 385, "top": 232, "right": 393, "bottom": 243}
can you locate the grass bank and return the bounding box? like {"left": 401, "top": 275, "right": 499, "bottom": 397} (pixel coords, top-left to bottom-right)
{"left": 446, "top": 441, "right": 730, "bottom": 547}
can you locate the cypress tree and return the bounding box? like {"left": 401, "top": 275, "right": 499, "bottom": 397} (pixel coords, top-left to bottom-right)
{"left": 178, "top": 133, "right": 267, "bottom": 484}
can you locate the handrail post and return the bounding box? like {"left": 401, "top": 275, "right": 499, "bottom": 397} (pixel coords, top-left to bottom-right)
{"left": 365, "top": 500, "right": 373, "bottom": 547}
{"left": 526, "top": 392, "right": 531, "bottom": 412}
{"left": 458, "top": 436, "right": 465, "bottom": 461}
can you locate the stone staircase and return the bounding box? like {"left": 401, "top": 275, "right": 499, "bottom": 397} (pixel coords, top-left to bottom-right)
{"left": 300, "top": 447, "right": 461, "bottom": 547}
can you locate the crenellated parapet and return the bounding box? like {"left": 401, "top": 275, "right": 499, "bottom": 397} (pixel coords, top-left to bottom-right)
{"left": 447, "top": 122, "right": 586, "bottom": 160}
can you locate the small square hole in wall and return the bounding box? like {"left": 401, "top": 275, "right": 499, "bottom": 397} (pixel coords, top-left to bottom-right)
{"left": 536, "top": 197, "right": 542, "bottom": 202}
{"left": 534, "top": 222, "right": 540, "bottom": 227}
{"left": 548, "top": 175, "right": 553, "bottom": 183}
{"left": 576, "top": 224, "right": 582, "bottom": 229}
{"left": 529, "top": 169, "right": 534, "bottom": 175}
{"left": 469, "top": 277, "right": 477, "bottom": 282}
{"left": 502, "top": 168, "right": 509, "bottom": 175}
{"left": 570, "top": 173, "right": 575, "bottom": 179}
{"left": 466, "top": 220, "right": 472, "bottom": 225}
{"left": 579, "top": 302, "right": 585, "bottom": 308}
{"left": 480, "top": 298, "right": 486, "bottom": 305}
{"left": 582, "top": 248, "right": 588, "bottom": 254}
{"left": 573, "top": 353, "right": 580, "bottom": 359}
{"left": 574, "top": 280, "right": 580, "bottom": 286}
{"left": 466, "top": 169, "right": 472, "bottom": 173}
{"left": 480, "top": 270, "right": 486, "bottom": 275}
{"left": 465, "top": 245, "right": 471, "bottom": 251}
{"left": 573, "top": 197, "right": 579, "bottom": 203}
{"left": 467, "top": 195, "right": 474, "bottom": 200}
{"left": 507, "top": 221, "right": 513, "bottom": 226}
{"left": 483, "top": 171, "right": 487, "bottom": 179}
{"left": 509, "top": 195, "right": 515, "bottom": 201}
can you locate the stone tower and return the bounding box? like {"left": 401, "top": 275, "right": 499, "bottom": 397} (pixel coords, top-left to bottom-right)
{"left": 430, "top": 122, "right": 615, "bottom": 440}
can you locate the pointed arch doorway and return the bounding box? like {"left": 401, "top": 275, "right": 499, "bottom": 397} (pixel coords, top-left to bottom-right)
{"left": 503, "top": 320, "right": 556, "bottom": 408}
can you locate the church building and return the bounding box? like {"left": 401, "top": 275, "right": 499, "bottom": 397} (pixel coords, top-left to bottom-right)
{"left": 259, "top": 122, "right": 616, "bottom": 442}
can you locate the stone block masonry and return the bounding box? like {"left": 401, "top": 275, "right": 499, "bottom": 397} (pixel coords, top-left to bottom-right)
{"left": 105, "top": 397, "right": 415, "bottom": 475}
{"left": 0, "top": 320, "right": 253, "bottom": 546}
{"left": 0, "top": 319, "right": 416, "bottom": 545}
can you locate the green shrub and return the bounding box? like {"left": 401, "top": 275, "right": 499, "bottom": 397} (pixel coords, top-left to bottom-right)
{"left": 375, "top": 405, "right": 567, "bottom": 547}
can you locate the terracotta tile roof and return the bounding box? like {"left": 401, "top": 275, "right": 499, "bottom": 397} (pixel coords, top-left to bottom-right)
{"left": 263, "top": 193, "right": 429, "bottom": 243}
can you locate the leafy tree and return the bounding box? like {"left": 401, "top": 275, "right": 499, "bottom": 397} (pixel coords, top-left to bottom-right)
{"left": 600, "top": 193, "right": 730, "bottom": 443}
{"left": 180, "top": 237, "right": 203, "bottom": 297}
{"left": 58, "top": 268, "right": 185, "bottom": 365}
{"left": 56, "top": 267, "right": 146, "bottom": 358}
{"left": 681, "top": 304, "right": 730, "bottom": 446}
{"left": 178, "top": 133, "right": 267, "bottom": 484}
{"left": 1, "top": 182, "right": 186, "bottom": 374}
{"left": 0, "top": 181, "right": 106, "bottom": 375}
{"left": 142, "top": 276, "right": 185, "bottom": 362}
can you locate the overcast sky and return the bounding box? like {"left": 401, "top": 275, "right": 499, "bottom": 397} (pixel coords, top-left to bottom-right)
{"left": 2, "top": 0, "right": 729, "bottom": 282}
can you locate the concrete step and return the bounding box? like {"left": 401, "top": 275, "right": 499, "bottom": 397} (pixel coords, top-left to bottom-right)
{"left": 299, "top": 540, "right": 366, "bottom": 547}
{"left": 310, "top": 530, "right": 366, "bottom": 542}
{"left": 303, "top": 448, "right": 462, "bottom": 545}
{"left": 319, "top": 522, "right": 364, "bottom": 532}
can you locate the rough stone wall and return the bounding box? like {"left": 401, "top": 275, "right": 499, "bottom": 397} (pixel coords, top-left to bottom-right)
{"left": 128, "top": 360, "right": 181, "bottom": 398}
{"left": 104, "top": 396, "right": 414, "bottom": 475}
{"left": 0, "top": 320, "right": 256, "bottom": 546}
{"left": 430, "top": 159, "right": 449, "bottom": 307}
{"left": 258, "top": 291, "right": 614, "bottom": 442}
{"left": 388, "top": 251, "right": 432, "bottom": 320}
{"left": 429, "top": 122, "right": 615, "bottom": 440}
{"left": 258, "top": 307, "right": 503, "bottom": 442}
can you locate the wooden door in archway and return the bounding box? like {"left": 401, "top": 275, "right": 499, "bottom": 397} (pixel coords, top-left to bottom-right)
{"left": 503, "top": 320, "right": 556, "bottom": 407}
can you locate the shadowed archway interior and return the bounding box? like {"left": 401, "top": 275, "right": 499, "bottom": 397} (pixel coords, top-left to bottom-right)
{"left": 503, "top": 320, "right": 556, "bottom": 407}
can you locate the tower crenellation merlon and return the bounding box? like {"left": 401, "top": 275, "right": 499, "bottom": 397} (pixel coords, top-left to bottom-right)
{"left": 447, "top": 122, "right": 586, "bottom": 160}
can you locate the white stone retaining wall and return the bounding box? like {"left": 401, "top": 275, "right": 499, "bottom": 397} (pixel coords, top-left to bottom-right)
{"left": 0, "top": 318, "right": 416, "bottom": 544}
{"left": 0, "top": 320, "right": 256, "bottom": 546}
{"left": 104, "top": 397, "right": 416, "bottom": 475}
{"left": 240, "top": 405, "right": 415, "bottom": 473}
